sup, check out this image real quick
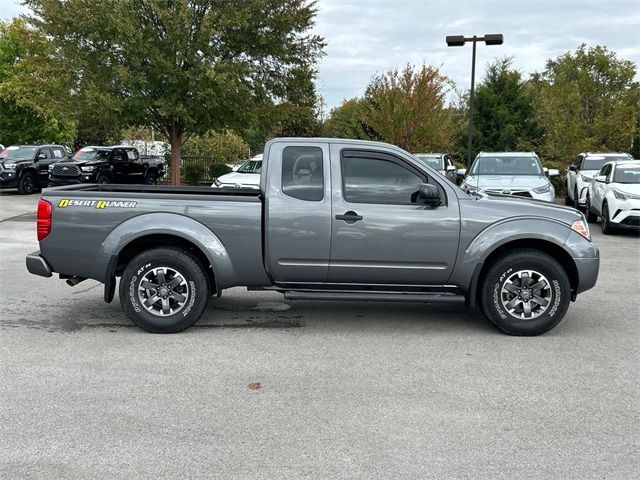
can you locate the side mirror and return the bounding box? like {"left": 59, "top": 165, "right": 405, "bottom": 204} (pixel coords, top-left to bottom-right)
{"left": 456, "top": 168, "right": 467, "bottom": 177}
{"left": 569, "top": 165, "right": 577, "bottom": 172}
{"left": 594, "top": 175, "right": 606, "bottom": 183}
{"left": 548, "top": 169, "right": 559, "bottom": 177}
{"left": 418, "top": 183, "right": 441, "bottom": 205}
{"left": 37, "top": 153, "right": 47, "bottom": 160}
{"left": 446, "top": 165, "right": 456, "bottom": 172}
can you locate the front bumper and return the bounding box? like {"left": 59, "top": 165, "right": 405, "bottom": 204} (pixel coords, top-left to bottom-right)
{"left": 0, "top": 171, "right": 19, "bottom": 188}
{"left": 49, "top": 176, "right": 82, "bottom": 186}
{"left": 26, "top": 251, "right": 53, "bottom": 278}
{"left": 573, "top": 256, "right": 599, "bottom": 293}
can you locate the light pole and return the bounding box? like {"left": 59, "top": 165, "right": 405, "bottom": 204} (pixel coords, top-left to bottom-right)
{"left": 446, "top": 34, "right": 503, "bottom": 169}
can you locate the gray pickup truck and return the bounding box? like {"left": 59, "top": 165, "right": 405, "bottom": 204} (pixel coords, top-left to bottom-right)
{"left": 26, "top": 138, "right": 599, "bottom": 336}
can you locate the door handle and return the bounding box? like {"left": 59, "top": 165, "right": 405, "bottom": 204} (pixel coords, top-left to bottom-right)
{"left": 335, "top": 211, "right": 363, "bottom": 224}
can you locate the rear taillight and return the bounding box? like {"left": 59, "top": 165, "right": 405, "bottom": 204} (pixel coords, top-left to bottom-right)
{"left": 37, "top": 199, "right": 52, "bottom": 241}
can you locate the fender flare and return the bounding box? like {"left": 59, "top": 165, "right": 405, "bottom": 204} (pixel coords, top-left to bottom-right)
{"left": 452, "top": 217, "right": 574, "bottom": 307}
{"left": 96, "top": 212, "right": 237, "bottom": 291}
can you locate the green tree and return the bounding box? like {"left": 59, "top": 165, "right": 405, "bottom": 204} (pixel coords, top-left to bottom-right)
{"left": 0, "top": 19, "right": 75, "bottom": 146}
{"left": 533, "top": 44, "right": 639, "bottom": 166}
{"left": 472, "top": 58, "right": 541, "bottom": 154}
{"left": 182, "top": 129, "right": 249, "bottom": 164}
{"left": 360, "top": 64, "right": 457, "bottom": 152}
{"left": 25, "top": 0, "right": 324, "bottom": 184}
{"left": 322, "top": 98, "right": 370, "bottom": 139}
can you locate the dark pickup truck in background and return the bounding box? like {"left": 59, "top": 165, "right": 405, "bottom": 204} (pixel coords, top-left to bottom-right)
{"left": 0, "top": 144, "right": 69, "bottom": 194}
{"left": 26, "top": 138, "right": 599, "bottom": 336}
{"left": 49, "top": 145, "right": 165, "bottom": 186}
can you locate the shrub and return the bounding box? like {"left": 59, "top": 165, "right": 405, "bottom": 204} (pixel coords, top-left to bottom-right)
{"left": 209, "top": 163, "right": 232, "bottom": 178}
{"left": 183, "top": 163, "right": 205, "bottom": 185}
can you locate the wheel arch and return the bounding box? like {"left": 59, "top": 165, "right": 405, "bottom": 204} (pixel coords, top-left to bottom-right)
{"left": 98, "top": 213, "right": 237, "bottom": 300}
{"left": 470, "top": 238, "right": 579, "bottom": 308}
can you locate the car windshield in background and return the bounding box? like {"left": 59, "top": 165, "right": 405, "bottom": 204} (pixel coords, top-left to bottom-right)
{"left": 0, "top": 146, "right": 36, "bottom": 160}
{"left": 471, "top": 156, "right": 542, "bottom": 175}
{"left": 237, "top": 160, "right": 262, "bottom": 173}
{"left": 415, "top": 155, "right": 442, "bottom": 169}
{"left": 73, "top": 148, "right": 111, "bottom": 161}
{"left": 614, "top": 165, "right": 640, "bottom": 183}
{"left": 583, "top": 156, "right": 629, "bottom": 170}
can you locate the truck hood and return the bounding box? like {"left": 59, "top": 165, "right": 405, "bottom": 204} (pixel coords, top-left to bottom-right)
{"left": 469, "top": 191, "right": 583, "bottom": 226}
{"left": 217, "top": 171, "right": 260, "bottom": 186}
{"left": 465, "top": 175, "right": 548, "bottom": 190}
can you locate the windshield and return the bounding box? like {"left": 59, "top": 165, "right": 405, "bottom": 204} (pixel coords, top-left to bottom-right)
{"left": 237, "top": 159, "right": 262, "bottom": 173}
{"left": 471, "top": 156, "right": 542, "bottom": 175}
{"left": 583, "top": 156, "right": 629, "bottom": 171}
{"left": 73, "top": 148, "right": 111, "bottom": 161}
{"left": 0, "top": 146, "right": 36, "bottom": 160}
{"left": 613, "top": 164, "right": 640, "bottom": 183}
{"left": 415, "top": 155, "right": 442, "bottom": 170}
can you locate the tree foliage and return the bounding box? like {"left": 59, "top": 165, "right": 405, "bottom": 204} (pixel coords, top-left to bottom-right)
{"left": 533, "top": 44, "right": 639, "bottom": 165}
{"left": 25, "top": 0, "right": 324, "bottom": 183}
{"left": 472, "top": 58, "right": 541, "bottom": 154}
{"left": 0, "top": 19, "right": 75, "bottom": 146}
{"left": 182, "top": 129, "right": 249, "bottom": 164}
{"left": 322, "top": 98, "right": 369, "bottom": 139}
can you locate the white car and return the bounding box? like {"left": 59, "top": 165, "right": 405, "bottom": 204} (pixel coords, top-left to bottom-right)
{"left": 212, "top": 154, "right": 262, "bottom": 188}
{"left": 586, "top": 160, "right": 640, "bottom": 234}
{"left": 460, "top": 152, "right": 559, "bottom": 202}
{"left": 566, "top": 152, "right": 632, "bottom": 210}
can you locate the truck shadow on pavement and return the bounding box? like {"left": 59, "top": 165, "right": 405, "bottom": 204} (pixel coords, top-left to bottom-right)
{"left": 1, "top": 292, "right": 492, "bottom": 334}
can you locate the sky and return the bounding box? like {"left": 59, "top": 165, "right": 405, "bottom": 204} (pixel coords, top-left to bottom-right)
{"left": 2, "top": 0, "right": 639, "bottom": 112}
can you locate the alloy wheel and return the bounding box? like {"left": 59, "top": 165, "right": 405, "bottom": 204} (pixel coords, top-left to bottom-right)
{"left": 137, "top": 267, "right": 189, "bottom": 317}
{"left": 500, "top": 270, "right": 552, "bottom": 319}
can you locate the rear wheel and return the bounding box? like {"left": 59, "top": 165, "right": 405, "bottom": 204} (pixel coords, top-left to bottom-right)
{"left": 601, "top": 202, "right": 615, "bottom": 235}
{"left": 479, "top": 249, "right": 571, "bottom": 336}
{"left": 585, "top": 194, "right": 597, "bottom": 223}
{"left": 17, "top": 172, "right": 36, "bottom": 195}
{"left": 564, "top": 185, "right": 572, "bottom": 205}
{"left": 119, "top": 247, "right": 210, "bottom": 333}
{"left": 573, "top": 187, "right": 581, "bottom": 210}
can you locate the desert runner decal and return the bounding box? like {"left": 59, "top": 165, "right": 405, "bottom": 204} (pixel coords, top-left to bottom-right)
{"left": 58, "top": 199, "right": 137, "bottom": 209}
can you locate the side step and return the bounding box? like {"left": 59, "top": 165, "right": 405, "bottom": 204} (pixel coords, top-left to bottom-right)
{"left": 283, "top": 290, "right": 465, "bottom": 303}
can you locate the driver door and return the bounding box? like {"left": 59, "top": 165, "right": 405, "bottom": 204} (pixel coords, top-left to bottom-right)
{"left": 328, "top": 146, "right": 460, "bottom": 285}
{"left": 35, "top": 147, "right": 54, "bottom": 184}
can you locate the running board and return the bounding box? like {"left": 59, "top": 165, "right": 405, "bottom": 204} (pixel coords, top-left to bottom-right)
{"left": 283, "top": 291, "right": 465, "bottom": 303}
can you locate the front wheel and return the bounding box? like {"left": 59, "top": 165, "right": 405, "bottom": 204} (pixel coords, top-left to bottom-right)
{"left": 585, "top": 195, "right": 597, "bottom": 223}
{"left": 96, "top": 174, "right": 111, "bottom": 184}
{"left": 17, "top": 172, "right": 36, "bottom": 194}
{"left": 479, "top": 249, "right": 571, "bottom": 336}
{"left": 143, "top": 172, "right": 157, "bottom": 185}
{"left": 601, "top": 202, "right": 615, "bottom": 235}
{"left": 119, "top": 247, "right": 210, "bottom": 333}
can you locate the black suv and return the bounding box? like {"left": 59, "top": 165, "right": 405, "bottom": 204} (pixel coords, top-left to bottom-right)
{"left": 49, "top": 145, "right": 165, "bottom": 186}
{"left": 0, "top": 144, "right": 69, "bottom": 194}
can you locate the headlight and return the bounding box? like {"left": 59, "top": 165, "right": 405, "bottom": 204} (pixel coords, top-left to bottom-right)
{"left": 613, "top": 189, "right": 640, "bottom": 200}
{"left": 580, "top": 174, "right": 593, "bottom": 183}
{"left": 571, "top": 219, "right": 591, "bottom": 241}
{"left": 533, "top": 183, "right": 551, "bottom": 194}
{"left": 3, "top": 163, "right": 16, "bottom": 170}
{"left": 213, "top": 178, "right": 222, "bottom": 187}
{"left": 48, "top": 164, "right": 54, "bottom": 171}
{"left": 463, "top": 183, "right": 478, "bottom": 193}
{"left": 80, "top": 166, "right": 96, "bottom": 172}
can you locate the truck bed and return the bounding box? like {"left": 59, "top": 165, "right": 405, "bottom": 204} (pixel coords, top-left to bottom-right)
{"left": 39, "top": 183, "right": 269, "bottom": 288}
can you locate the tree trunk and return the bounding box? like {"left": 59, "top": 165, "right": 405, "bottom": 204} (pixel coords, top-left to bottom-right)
{"left": 168, "top": 124, "right": 184, "bottom": 185}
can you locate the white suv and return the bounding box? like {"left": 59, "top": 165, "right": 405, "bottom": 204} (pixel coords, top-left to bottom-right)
{"left": 566, "top": 152, "right": 632, "bottom": 210}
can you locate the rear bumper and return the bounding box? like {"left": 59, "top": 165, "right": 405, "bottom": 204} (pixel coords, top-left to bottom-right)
{"left": 26, "top": 251, "right": 53, "bottom": 278}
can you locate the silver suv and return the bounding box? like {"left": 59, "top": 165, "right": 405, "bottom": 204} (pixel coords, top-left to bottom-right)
{"left": 461, "top": 152, "right": 559, "bottom": 202}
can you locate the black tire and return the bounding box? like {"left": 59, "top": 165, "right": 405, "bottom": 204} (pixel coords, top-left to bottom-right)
{"left": 119, "top": 247, "right": 210, "bottom": 333}
{"left": 17, "top": 171, "right": 36, "bottom": 195}
{"left": 601, "top": 202, "right": 615, "bottom": 235}
{"left": 479, "top": 249, "right": 571, "bottom": 336}
{"left": 143, "top": 172, "right": 157, "bottom": 185}
{"left": 96, "top": 174, "right": 110, "bottom": 184}
{"left": 564, "top": 186, "right": 572, "bottom": 206}
{"left": 573, "top": 187, "right": 581, "bottom": 211}
{"left": 584, "top": 194, "right": 597, "bottom": 223}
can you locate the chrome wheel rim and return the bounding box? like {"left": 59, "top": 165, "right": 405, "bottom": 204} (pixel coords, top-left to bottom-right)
{"left": 137, "top": 267, "right": 189, "bottom": 317}
{"left": 500, "top": 270, "right": 552, "bottom": 320}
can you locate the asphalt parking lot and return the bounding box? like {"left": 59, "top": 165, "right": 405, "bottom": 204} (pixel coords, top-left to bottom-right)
{"left": 0, "top": 190, "right": 639, "bottom": 479}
